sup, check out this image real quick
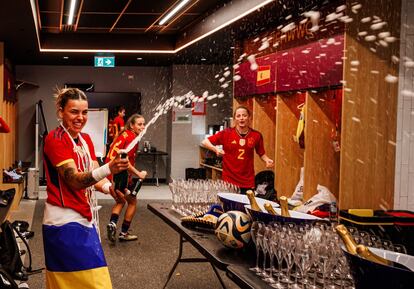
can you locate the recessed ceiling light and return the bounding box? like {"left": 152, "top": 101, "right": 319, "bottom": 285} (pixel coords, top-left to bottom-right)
{"left": 137, "top": 57, "right": 143, "bottom": 60}
{"left": 201, "top": 57, "right": 207, "bottom": 61}
{"left": 63, "top": 56, "right": 69, "bottom": 59}
{"left": 159, "top": 0, "right": 191, "bottom": 26}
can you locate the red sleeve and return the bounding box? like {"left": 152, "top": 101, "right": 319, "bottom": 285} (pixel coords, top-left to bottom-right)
{"left": 105, "top": 132, "right": 127, "bottom": 162}
{"left": 82, "top": 133, "right": 97, "bottom": 161}
{"left": 255, "top": 132, "right": 265, "bottom": 157}
{"left": 44, "top": 132, "right": 74, "bottom": 167}
{"left": 114, "top": 116, "right": 124, "bottom": 129}
{"left": 0, "top": 116, "right": 10, "bottom": 133}
{"left": 208, "top": 130, "right": 225, "bottom": 146}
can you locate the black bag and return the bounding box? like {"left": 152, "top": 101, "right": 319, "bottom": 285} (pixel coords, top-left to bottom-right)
{"left": 0, "top": 265, "right": 18, "bottom": 289}
{"left": 0, "top": 221, "right": 28, "bottom": 281}
{"left": 0, "top": 189, "right": 15, "bottom": 208}
{"left": 255, "top": 170, "right": 277, "bottom": 201}
{"left": 11, "top": 221, "right": 29, "bottom": 235}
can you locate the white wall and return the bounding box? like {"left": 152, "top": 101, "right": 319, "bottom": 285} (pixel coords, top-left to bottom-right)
{"left": 394, "top": 0, "right": 414, "bottom": 210}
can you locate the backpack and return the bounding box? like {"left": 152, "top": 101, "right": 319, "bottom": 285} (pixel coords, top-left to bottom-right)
{"left": 255, "top": 170, "right": 277, "bottom": 201}
{"left": 0, "top": 221, "right": 28, "bottom": 281}
{"left": 0, "top": 265, "right": 18, "bottom": 289}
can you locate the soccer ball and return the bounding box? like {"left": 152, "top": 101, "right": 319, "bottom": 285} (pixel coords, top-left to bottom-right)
{"left": 214, "top": 211, "right": 252, "bottom": 249}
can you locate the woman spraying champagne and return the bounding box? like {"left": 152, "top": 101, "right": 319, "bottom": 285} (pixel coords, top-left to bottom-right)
{"left": 106, "top": 114, "right": 148, "bottom": 243}
{"left": 42, "top": 88, "right": 129, "bottom": 289}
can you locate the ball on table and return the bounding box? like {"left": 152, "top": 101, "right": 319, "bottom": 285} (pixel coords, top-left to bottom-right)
{"left": 214, "top": 211, "right": 252, "bottom": 249}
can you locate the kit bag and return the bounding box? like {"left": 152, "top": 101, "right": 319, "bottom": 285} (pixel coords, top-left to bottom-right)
{"left": 0, "top": 265, "right": 18, "bottom": 288}
{"left": 0, "top": 189, "right": 15, "bottom": 208}
{"left": 0, "top": 220, "right": 28, "bottom": 281}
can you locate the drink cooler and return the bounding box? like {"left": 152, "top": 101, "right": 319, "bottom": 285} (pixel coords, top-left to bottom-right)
{"left": 339, "top": 209, "right": 414, "bottom": 255}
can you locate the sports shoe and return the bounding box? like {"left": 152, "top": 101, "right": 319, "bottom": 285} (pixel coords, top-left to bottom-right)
{"left": 107, "top": 222, "right": 117, "bottom": 243}
{"left": 118, "top": 232, "right": 138, "bottom": 242}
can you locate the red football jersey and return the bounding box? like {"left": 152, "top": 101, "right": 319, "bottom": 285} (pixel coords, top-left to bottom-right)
{"left": 43, "top": 127, "right": 97, "bottom": 221}
{"left": 105, "top": 130, "right": 138, "bottom": 184}
{"left": 208, "top": 127, "right": 265, "bottom": 188}
{"left": 113, "top": 116, "right": 125, "bottom": 136}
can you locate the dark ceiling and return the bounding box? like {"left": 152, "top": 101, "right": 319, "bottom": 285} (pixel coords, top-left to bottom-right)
{"left": 0, "top": 0, "right": 336, "bottom": 67}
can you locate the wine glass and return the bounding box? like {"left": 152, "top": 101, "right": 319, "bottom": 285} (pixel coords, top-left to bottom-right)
{"left": 393, "top": 244, "right": 407, "bottom": 254}
{"left": 272, "top": 233, "right": 286, "bottom": 289}
{"left": 249, "top": 221, "right": 263, "bottom": 273}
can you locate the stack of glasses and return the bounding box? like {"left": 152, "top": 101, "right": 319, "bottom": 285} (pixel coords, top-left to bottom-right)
{"left": 168, "top": 179, "right": 239, "bottom": 216}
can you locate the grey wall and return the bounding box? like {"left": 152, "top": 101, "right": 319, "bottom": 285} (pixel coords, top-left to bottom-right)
{"left": 16, "top": 64, "right": 233, "bottom": 181}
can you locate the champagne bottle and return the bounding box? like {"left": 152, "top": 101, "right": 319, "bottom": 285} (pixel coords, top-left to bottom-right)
{"left": 130, "top": 179, "right": 143, "bottom": 197}
{"left": 246, "top": 190, "right": 261, "bottom": 211}
{"left": 279, "top": 196, "right": 291, "bottom": 217}
{"left": 335, "top": 225, "right": 395, "bottom": 267}
{"left": 356, "top": 244, "right": 392, "bottom": 266}
{"left": 113, "top": 152, "right": 128, "bottom": 192}
{"left": 335, "top": 224, "right": 358, "bottom": 254}
{"left": 264, "top": 203, "right": 279, "bottom": 215}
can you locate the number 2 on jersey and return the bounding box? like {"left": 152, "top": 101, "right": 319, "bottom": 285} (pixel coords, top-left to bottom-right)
{"left": 238, "top": 149, "right": 245, "bottom": 160}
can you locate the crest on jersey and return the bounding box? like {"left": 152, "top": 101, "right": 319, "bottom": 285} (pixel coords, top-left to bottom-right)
{"left": 239, "top": 139, "right": 246, "bottom": 146}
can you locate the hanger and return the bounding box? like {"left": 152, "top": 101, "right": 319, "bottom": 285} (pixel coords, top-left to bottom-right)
{"left": 297, "top": 102, "right": 305, "bottom": 110}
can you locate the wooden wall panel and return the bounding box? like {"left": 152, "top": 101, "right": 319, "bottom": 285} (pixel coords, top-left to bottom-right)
{"left": 0, "top": 42, "right": 17, "bottom": 185}
{"left": 340, "top": 0, "right": 401, "bottom": 209}
{"left": 304, "top": 92, "right": 340, "bottom": 200}
{"left": 0, "top": 42, "right": 4, "bottom": 185}
{"left": 252, "top": 96, "right": 276, "bottom": 174}
{"left": 275, "top": 96, "right": 304, "bottom": 197}
{"left": 233, "top": 97, "right": 253, "bottom": 113}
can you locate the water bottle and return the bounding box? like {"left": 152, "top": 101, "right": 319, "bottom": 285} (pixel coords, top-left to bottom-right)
{"left": 113, "top": 153, "right": 128, "bottom": 192}
{"left": 329, "top": 201, "right": 338, "bottom": 223}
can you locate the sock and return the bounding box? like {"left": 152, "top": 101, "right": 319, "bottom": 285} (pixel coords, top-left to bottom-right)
{"left": 121, "top": 220, "right": 131, "bottom": 234}
{"left": 109, "top": 214, "right": 119, "bottom": 225}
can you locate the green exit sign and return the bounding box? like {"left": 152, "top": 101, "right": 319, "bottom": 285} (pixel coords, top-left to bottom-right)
{"left": 94, "top": 56, "right": 115, "bottom": 67}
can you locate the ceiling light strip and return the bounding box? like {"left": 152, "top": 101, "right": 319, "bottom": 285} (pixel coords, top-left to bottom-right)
{"left": 159, "top": 0, "right": 199, "bottom": 33}
{"left": 39, "top": 48, "right": 176, "bottom": 54}
{"left": 67, "top": 0, "right": 77, "bottom": 25}
{"left": 159, "top": 0, "right": 191, "bottom": 26}
{"left": 59, "top": 0, "right": 64, "bottom": 31}
{"left": 32, "top": 0, "right": 275, "bottom": 55}
{"left": 29, "top": 0, "right": 42, "bottom": 51}
{"left": 74, "top": 0, "right": 84, "bottom": 31}
{"left": 175, "top": 0, "right": 275, "bottom": 53}
{"left": 110, "top": 0, "right": 132, "bottom": 32}
{"left": 35, "top": 0, "right": 42, "bottom": 29}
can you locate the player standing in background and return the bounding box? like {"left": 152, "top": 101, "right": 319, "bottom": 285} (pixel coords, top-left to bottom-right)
{"left": 201, "top": 106, "right": 274, "bottom": 194}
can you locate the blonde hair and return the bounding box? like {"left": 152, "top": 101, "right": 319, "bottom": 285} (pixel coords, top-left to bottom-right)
{"left": 233, "top": 105, "right": 251, "bottom": 118}
{"left": 125, "top": 114, "right": 145, "bottom": 132}
{"left": 55, "top": 87, "right": 87, "bottom": 114}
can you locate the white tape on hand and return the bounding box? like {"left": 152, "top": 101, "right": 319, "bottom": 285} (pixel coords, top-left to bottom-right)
{"left": 102, "top": 182, "right": 112, "bottom": 194}
{"left": 92, "top": 163, "right": 111, "bottom": 182}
